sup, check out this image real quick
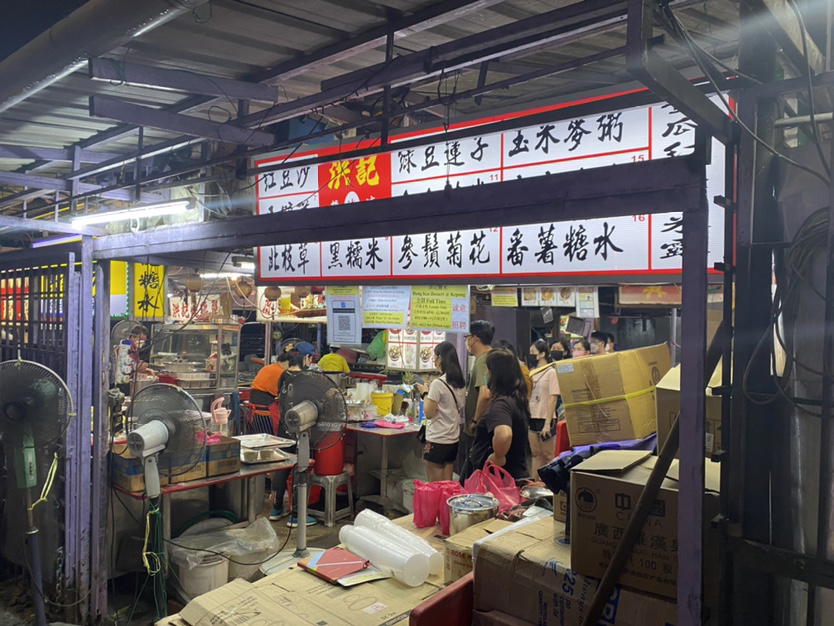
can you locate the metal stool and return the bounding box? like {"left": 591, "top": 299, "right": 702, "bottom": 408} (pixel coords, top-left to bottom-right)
{"left": 309, "top": 472, "right": 354, "bottom": 527}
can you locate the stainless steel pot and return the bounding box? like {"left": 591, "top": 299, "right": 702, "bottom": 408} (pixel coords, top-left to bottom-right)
{"left": 447, "top": 494, "right": 499, "bottom": 534}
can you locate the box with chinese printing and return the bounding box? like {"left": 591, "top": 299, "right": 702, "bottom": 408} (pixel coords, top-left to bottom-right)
{"left": 556, "top": 343, "right": 671, "bottom": 446}
{"left": 655, "top": 363, "right": 724, "bottom": 458}
{"left": 473, "top": 517, "right": 677, "bottom": 626}
{"left": 444, "top": 518, "right": 511, "bottom": 584}
{"left": 205, "top": 435, "right": 241, "bottom": 477}
{"left": 569, "top": 450, "right": 720, "bottom": 600}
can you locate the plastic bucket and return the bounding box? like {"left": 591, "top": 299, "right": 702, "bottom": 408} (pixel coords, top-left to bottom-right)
{"left": 371, "top": 392, "right": 394, "bottom": 415}
{"left": 174, "top": 554, "right": 228, "bottom": 598}
{"left": 314, "top": 431, "right": 345, "bottom": 476}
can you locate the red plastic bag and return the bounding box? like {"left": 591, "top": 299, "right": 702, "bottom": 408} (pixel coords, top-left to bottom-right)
{"left": 437, "top": 482, "right": 464, "bottom": 536}
{"left": 482, "top": 462, "right": 521, "bottom": 514}
{"left": 463, "top": 462, "right": 521, "bottom": 514}
{"left": 413, "top": 480, "right": 441, "bottom": 527}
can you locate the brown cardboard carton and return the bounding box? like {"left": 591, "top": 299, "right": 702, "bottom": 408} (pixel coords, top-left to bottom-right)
{"left": 205, "top": 435, "right": 241, "bottom": 477}
{"left": 553, "top": 491, "right": 567, "bottom": 523}
{"left": 655, "top": 363, "right": 723, "bottom": 457}
{"left": 570, "top": 449, "right": 720, "bottom": 600}
{"left": 556, "top": 344, "right": 671, "bottom": 446}
{"left": 444, "top": 518, "right": 511, "bottom": 584}
{"left": 474, "top": 517, "right": 677, "bottom": 626}
{"left": 110, "top": 445, "right": 173, "bottom": 491}
{"left": 473, "top": 610, "right": 534, "bottom": 625}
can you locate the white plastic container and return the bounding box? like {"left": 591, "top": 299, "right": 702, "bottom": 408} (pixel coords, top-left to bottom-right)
{"left": 354, "top": 509, "right": 442, "bottom": 576}
{"left": 338, "top": 525, "right": 430, "bottom": 587}
{"left": 173, "top": 554, "right": 228, "bottom": 598}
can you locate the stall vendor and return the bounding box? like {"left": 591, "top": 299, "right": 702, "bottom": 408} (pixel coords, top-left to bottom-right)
{"left": 317, "top": 345, "right": 351, "bottom": 374}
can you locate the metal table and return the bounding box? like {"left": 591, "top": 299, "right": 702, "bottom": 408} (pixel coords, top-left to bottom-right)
{"left": 113, "top": 457, "right": 298, "bottom": 557}
{"left": 346, "top": 423, "right": 421, "bottom": 513}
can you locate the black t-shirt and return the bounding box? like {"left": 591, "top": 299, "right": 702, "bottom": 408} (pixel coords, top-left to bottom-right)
{"left": 469, "top": 395, "right": 530, "bottom": 479}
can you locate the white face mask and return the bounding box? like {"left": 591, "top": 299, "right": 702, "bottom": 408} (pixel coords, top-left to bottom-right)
{"left": 590, "top": 342, "right": 600, "bottom": 354}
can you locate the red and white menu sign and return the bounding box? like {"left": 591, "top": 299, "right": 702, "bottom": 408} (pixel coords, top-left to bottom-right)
{"left": 255, "top": 92, "right": 726, "bottom": 282}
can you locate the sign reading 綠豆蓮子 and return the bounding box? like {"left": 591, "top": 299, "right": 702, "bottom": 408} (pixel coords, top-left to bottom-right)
{"left": 254, "top": 94, "right": 727, "bottom": 283}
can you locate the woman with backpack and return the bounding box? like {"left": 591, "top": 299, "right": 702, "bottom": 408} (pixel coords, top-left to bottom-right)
{"left": 415, "top": 341, "right": 466, "bottom": 481}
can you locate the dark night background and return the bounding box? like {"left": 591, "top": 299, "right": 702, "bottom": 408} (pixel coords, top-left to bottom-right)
{"left": 0, "top": 0, "right": 87, "bottom": 62}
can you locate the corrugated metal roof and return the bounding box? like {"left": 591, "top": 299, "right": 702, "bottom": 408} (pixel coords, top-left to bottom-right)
{"left": 0, "top": 0, "right": 740, "bottom": 226}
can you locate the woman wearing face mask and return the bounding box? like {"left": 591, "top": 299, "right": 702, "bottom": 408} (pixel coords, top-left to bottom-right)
{"left": 527, "top": 340, "right": 560, "bottom": 473}
{"left": 571, "top": 338, "right": 592, "bottom": 358}
{"left": 549, "top": 338, "right": 571, "bottom": 361}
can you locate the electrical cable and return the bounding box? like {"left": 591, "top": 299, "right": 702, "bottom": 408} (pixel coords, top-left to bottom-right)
{"left": 662, "top": 3, "right": 831, "bottom": 185}
{"left": 786, "top": 0, "right": 831, "bottom": 178}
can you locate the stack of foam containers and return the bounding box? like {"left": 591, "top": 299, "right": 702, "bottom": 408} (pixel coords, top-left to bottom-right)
{"left": 337, "top": 509, "right": 442, "bottom": 587}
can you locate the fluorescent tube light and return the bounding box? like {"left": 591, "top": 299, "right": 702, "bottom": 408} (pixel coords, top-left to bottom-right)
{"left": 71, "top": 200, "right": 190, "bottom": 227}
{"left": 200, "top": 272, "right": 244, "bottom": 280}
{"left": 31, "top": 235, "right": 81, "bottom": 248}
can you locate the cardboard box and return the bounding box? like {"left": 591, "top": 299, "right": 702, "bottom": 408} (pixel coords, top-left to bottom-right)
{"left": 556, "top": 344, "right": 671, "bottom": 446}
{"left": 473, "top": 610, "right": 534, "bottom": 625}
{"left": 474, "top": 517, "right": 677, "bottom": 626}
{"left": 444, "top": 518, "right": 511, "bottom": 584}
{"left": 655, "top": 363, "right": 723, "bottom": 457}
{"left": 179, "top": 568, "right": 442, "bottom": 625}
{"left": 205, "top": 435, "right": 241, "bottom": 477}
{"left": 570, "top": 449, "right": 720, "bottom": 600}
{"left": 553, "top": 490, "right": 567, "bottom": 523}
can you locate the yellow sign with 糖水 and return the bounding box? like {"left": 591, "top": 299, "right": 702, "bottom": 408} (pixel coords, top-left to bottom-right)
{"left": 131, "top": 263, "right": 165, "bottom": 320}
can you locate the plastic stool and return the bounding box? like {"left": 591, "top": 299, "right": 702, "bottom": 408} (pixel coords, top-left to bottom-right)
{"left": 309, "top": 472, "right": 354, "bottom": 527}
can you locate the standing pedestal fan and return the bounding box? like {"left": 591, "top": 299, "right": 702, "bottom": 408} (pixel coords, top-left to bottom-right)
{"left": 282, "top": 370, "right": 348, "bottom": 556}
{"left": 126, "top": 383, "right": 206, "bottom": 620}
{"left": 260, "top": 371, "right": 347, "bottom": 573}
{"left": 0, "top": 359, "right": 74, "bottom": 626}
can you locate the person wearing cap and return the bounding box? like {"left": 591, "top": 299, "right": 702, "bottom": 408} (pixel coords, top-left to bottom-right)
{"left": 317, "top": 345, "right": 351, "bottom": 374}
{"left": 293, "top": 341, "right": 316, "bottom": 368}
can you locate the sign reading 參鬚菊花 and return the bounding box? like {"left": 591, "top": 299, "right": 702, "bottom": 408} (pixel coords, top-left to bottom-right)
{"left": 254, "top": 95, "right": 727, "bottom": 283}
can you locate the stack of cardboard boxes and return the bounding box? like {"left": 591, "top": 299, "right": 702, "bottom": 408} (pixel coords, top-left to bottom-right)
{"left": 469, "top": 343, "right": 723, "bottom": 625}
{"left": 111, "top": 435, "right": 241, "bottom": 492}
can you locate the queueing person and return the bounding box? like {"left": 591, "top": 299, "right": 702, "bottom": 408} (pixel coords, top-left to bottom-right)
{"left": 415, "top": 342, "right": 466, "bottom": 482}
{"left": 458, "top": 320, "right": 494, "bottom": 475}
{"left": 549, "top": 337, "right": 571, "bottom": 361}
{"left": 463, "top": 348, "right": 531, "bottom": 481}
{"left": 527, "top": 340, "right": 560, "bottom": 473}
{"left": 571, "top": 338, "right": 592, "bottom": 358}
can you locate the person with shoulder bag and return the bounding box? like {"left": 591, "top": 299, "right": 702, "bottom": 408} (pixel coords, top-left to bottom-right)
{"left": 415, "top": 342, "right": 466, "bottom": 482}
{"left": 526, "top": 339, "right": 561, "bottom": 474}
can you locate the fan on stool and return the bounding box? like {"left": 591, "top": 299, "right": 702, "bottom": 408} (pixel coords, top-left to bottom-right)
{"left": 0, "top": 359, "right": 74, "bottom": 626}
{"left": 281, "top": 371, "right": 347, "bottom": 557}
{"left": 127, "top": 383, "right": 207, "bottom": 499}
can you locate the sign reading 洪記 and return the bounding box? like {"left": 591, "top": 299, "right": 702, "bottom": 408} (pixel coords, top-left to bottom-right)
{"left": 131, "top": 263, "right": 165, "bottom": 320}
{"left": 361, "top": 286, "right": 410, "bottom": 328}
{"left": 410, "top": 285, "right": 469, "bottom": 332}
{"left": 254, "top": 94, "right": 727, "bottom": 283}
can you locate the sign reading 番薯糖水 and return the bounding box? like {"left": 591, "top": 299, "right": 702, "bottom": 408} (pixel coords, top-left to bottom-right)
{"left": 254, "top": 93, "right": 726, "bottom": 283}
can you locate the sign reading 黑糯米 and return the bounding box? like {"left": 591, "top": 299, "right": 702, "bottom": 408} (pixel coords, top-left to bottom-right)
{"left": 254, "top": 94, "right": 726, "bottom": 283}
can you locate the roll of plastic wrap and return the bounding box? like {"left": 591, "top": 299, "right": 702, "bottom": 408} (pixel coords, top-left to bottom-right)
{"left": 354, "top": 508, "right": 443, "bottom": 576}
{"left": 338, "top": 525, "right": 430, "bottom": 587}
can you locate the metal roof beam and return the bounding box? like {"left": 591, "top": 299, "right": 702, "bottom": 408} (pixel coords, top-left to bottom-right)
{"left": 0, "top": 215, "right": 102, "bottom": 236}
{"left": 89, "top": 96, "right": 276, "bottom": 147}
{"left": 0, "top": 171, "right": 154, "bottom": 202}
{"left": 92, "top": 155, "right": 703, "bottom": 260}
{"left": 0, "top": 189, "right": 53, "bottom": 210}
{"left": 88, "top": 58, "right": 279, "bottom": 103}
{"left": 0, "top": 144, "right": 120, "bottom": 163}
{"left": 759, "top": 0, "right": 825, "bottom": 74}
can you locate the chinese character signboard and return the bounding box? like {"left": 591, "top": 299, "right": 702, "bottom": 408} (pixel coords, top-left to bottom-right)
{"left": 169, "top": 294, "right": 224, "bottom": 322}
{"left": 410, "top": 285, "right": 469, "bottom": 332}
{"left": 131, "top": 263, "right": 165, "bottom": 320}
{"left": 255, "top": 94, "right": 727, "bottom": 283}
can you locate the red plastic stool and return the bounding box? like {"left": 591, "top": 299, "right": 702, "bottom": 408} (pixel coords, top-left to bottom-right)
{"left": 409, "top": 572, "right": 473, "bottom": 626}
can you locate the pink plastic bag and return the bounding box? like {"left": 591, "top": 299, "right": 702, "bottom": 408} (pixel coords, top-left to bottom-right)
{"left": 482, "top": 462, "right": 521, "bottom": 513}
{"left": 437, "top": 482, "right": 464, "bottom": 536}
{"left": 463, "top": 462, "right": 521, "bottom": 514}
{"left": 413, "top": 480, "right": 441, "bottom": 527}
